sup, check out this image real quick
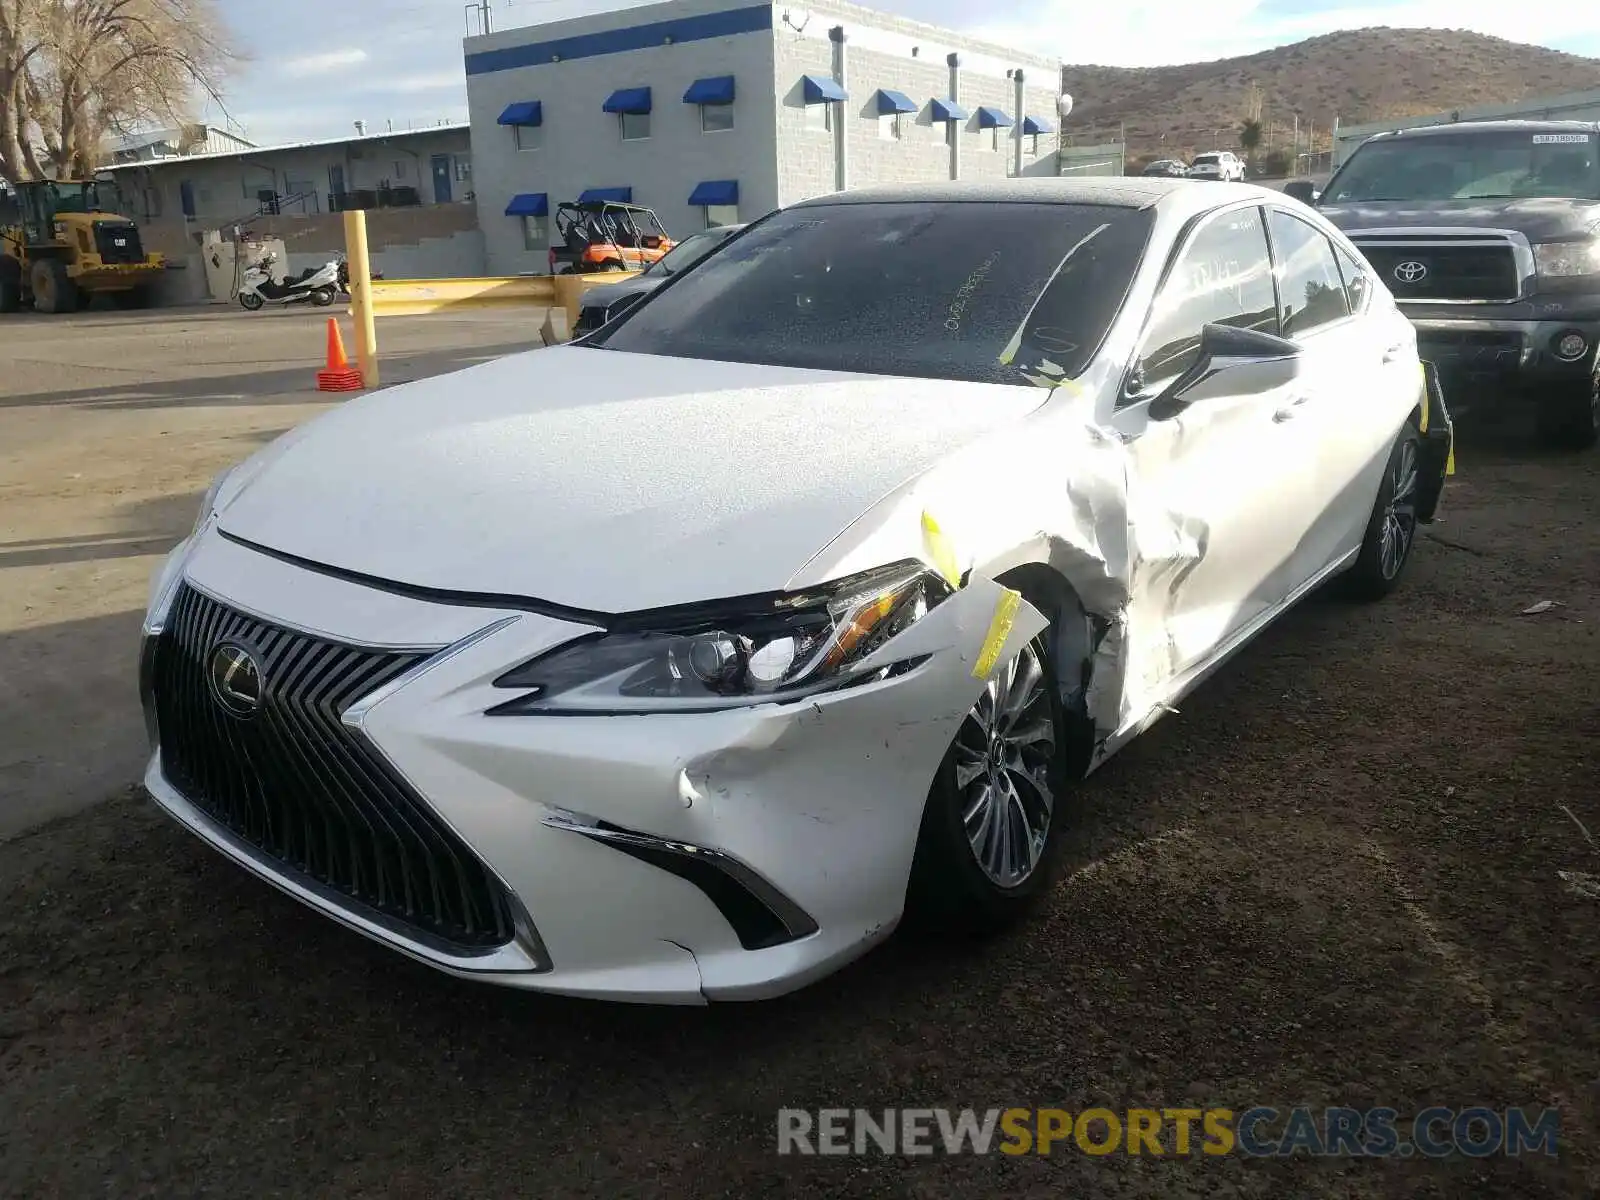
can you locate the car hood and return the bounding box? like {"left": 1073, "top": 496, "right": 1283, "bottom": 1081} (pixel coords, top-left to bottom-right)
{"left": 579, "top": 275, "right": 661, "bottom": 309}
{"left": 215, "top": 347, "right": 1047, "bottom": 613}
{"left": 1319, "top": 196, "right": 1600, "bottom": 241}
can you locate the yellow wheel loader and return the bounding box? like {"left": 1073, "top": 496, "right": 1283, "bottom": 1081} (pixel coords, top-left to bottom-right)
{"left": 0, "top": 179, "right": 165, "bottom": 314}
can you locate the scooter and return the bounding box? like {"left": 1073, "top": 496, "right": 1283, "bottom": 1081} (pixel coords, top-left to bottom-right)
{"left": 237, "top": 251, "right": 340, "bottom": 311}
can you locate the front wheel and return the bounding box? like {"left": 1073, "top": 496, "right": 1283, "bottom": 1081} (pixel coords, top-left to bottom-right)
{"left": 1342, "top": 422, "right": 1422, "bottom": 602}
{"left": 238, "top": 291, "right": 265, "bottom": 311}
{"left": 1537, "top": 373, "right": 1600, "bottom": 451}
{"left": 906, "top": 630, "right": 1067, "bottom": 931}
{"left": 312, "top": 286, "right": 336, "bottom": 307}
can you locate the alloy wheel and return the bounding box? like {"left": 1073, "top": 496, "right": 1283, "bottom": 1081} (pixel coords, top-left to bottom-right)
{"left": 952, "top": 642, "right": 1057, "bottom": 889}
{"left": 1379, "top": 438, "right": 1419, "bottom": 581}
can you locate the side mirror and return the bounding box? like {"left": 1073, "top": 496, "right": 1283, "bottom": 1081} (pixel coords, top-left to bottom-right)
{"left": 1148, "top": 323, "right": 1302, "bottom": 421}
{"left": 1283, "top": 179, "right": 1321, "bottom": 205}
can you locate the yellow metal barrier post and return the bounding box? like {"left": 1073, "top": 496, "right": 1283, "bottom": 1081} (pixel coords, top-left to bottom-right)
{"left": 343, "top": 209, "right": 380, "bottom": 388}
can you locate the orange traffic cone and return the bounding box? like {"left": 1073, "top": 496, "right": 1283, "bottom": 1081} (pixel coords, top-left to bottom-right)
{"left": 316, "top": 318, "right": 364, "bottom": 393}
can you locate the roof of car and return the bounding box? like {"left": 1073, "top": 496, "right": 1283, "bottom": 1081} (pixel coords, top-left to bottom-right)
{"left": 788, "top": 177, "right": 1280, "bottom": 214}
{"left": 791, "top": 177, "right": 1212, "bottom": 210}
{"left": 1377, "top": 119, "right": 1600, "bottom": 140}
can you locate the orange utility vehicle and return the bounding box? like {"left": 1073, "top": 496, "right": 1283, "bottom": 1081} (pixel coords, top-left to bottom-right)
{"left": 548, "top": 199, "right": 675, "bottom": 274}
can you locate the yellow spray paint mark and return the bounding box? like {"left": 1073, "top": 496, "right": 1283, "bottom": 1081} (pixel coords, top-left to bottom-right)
{"left": 1446, "top": 433, "right": 1456, "bottom": 476}
{"left": 1418, "top": 366, "right": 1430, "bottom": 434}
{"left": 921, "top": 511, "right": 962, "bottom": 589}
{"left": 973, "top": 588, "right": 1022, "bottom": 680}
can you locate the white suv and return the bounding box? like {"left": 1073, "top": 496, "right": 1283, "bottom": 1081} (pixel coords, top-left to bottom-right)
{"left": 1188, "top": 151, "right": 1245, "bottom": 181}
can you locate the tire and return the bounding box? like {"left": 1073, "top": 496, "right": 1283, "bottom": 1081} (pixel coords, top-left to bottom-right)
{"left": 238, "top": 291, "right": 265, "bottom": 311}
{"left": 906, "top": 626, "right": 1068, "bottom": 931}
{"left": 0, "top": 265, "right": 19, "bottom": 313}
{"left": 312, "top": 286, "right": 336, "bottom": 307}
{"left": 1342, "top": 422, "right": 1423, "bottom": 602}
{"left": 1537, "top": 372, "right": 1600, "bottom": 451}
{"left": 112, "top": 286, "right": 152, "bottom": 310}
{"left": 30, "top": 258, "right": 78, "bottom": 314}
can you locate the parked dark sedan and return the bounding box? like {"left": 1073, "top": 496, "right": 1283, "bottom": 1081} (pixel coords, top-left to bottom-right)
{"left": 573, "top": 223, "right": 746, "bottom": 333}
{"left": 1140, "top": 159, "right": 1189, "bottom": 178}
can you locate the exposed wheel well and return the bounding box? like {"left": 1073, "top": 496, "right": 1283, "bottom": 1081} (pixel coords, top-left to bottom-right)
{"left": 993, "top": 562, "right": 1099, "bottom": 777}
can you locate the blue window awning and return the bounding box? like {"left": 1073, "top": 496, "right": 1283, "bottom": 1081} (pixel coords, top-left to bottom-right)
{"left": 930, "top": 98, "right": 968, "bottom": 122}
{"left": 875, "top": 89, "right": 917, "bottom": 116}
{"left": 688, "top": 179, "right": 738, "bottom": 207}
{"left": 497, "top": 100, "right": 543, "bottom": 126}
{"left": 801, "top": 74, "right": 848, "bottom": 104}
{"left": 1021, "top": 115, "right": 1055, "bottom": 135}
{"left": 579, "top": 186, "right": 633, "bottom": 203}
{"left": 683, "top": 75, "right": 735, "bottom": 105}
{"left": 504, "top": 192, "right": 549, "bottom": 217}
{"left": 602, "top": 87, "right": 652, "bottom": 114}
{"left": 976, "top": 106, "right": 1013, "bottom": 129}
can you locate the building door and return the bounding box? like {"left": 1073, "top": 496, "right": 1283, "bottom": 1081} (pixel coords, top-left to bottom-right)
{"left": 431, "top": 155, "right": 452, "bottom": 203}
{"left": 329, "top": 163, "right": 346, "bottom": 207}
{"left": 179, "top": 180, "right": 196, "bottom": 218}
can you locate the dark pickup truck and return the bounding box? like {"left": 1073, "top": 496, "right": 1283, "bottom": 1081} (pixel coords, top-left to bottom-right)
{"left": 1287, "top": 119, "right": 1600, "bottom": 449}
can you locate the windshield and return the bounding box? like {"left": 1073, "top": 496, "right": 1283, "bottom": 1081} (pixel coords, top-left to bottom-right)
{"left": 644, "top": 227, "right": 732, "bottom": 277}
{"left": 586, "top": 201, "right": 1154, "bottom": 387}
{"left": 1324, "top": 131, "right": 1600, "bottom": 202}
{"left": 1192, "top": 155, "right": 1219, "bottom": 166}
{"left": 43, "top": 181, "right": 110, "bottom": 214}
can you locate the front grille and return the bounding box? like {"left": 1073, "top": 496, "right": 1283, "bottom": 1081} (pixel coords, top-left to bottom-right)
{"left": 151, "top": 584, "right": 516, "bottom": 950}
{"left": 1353, "top": 237, "right": 1519, "bottom": 302}
{"left": 94, "top": 221, "right": 144, "bottom": 264}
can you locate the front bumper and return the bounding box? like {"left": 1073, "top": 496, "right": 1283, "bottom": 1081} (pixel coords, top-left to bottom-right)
{"left": 139, "top": 527, "right": 1039, "bottom": 1003}
{"left": 1404, "top": 296, "right": 1600, "bottom": 390}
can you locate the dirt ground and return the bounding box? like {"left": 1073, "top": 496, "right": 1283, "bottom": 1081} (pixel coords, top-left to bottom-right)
{"left": 0, "top": 304, "right": 543, "bottom": 835}
{"left": 1, "top": 312, "right": 1597, "bottom": 1197}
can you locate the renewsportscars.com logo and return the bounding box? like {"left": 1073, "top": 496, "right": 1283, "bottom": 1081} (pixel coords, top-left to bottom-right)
{"left": 777, "top": 1107, "right": 1560, "bottom": 1158}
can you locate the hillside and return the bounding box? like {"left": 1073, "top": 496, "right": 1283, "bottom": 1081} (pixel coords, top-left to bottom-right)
{"left": 1064, "top": 28, "right": 1600, "bottom": 163}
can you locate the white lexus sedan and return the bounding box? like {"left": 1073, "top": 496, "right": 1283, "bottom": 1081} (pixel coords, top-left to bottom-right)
{"left": 141, "top": 179, "right": 1453, "bottom": 1004}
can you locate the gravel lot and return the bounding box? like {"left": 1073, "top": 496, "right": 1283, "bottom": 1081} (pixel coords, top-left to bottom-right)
{"left": 1, "top": 309, "right": 1596, "bottom": 1197}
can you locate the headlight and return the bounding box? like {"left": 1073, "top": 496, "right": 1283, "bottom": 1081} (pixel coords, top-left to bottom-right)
{"left": 1533, "top": 239, "right": 1600, "bottom": 278}
{"left": 490, "top": 561, "right": 953, "bottom": 714}
{"left": 192, "top": 466, "right": 235, "bottom": 535}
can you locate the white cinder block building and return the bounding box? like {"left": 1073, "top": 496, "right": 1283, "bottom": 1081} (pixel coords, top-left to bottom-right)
{"left": 465, "top": 0, "right": 1063, "bottom": 274}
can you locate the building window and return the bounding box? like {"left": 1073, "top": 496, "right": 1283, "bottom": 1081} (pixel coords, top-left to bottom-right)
{"left": 454, "top": 156, "right": 472, "bottom": 182}
{"left": 805, "top": 102, "right": 832, "bottom": 133}
{"left": 516, "top": 123, "right": 542, "bottom": 151}
{"left": 523, "top": 215, "right": 546, "bottom": 251}
{"left": 393, "top": 160, "right": 408, "bottom": 179}
{"left": 1031, "top": 133, "right": 1041, "bottom": 156}
{"left": 621, "top": 111, "right": 651, "bottom": 141}
{"left": 701, "top": 103, "right": 734, "bottom": 133}
{"left": 704, "top": 203, "right": 739, "bottom": 228}
{"left": 878, "top": 113, "right": 902, "bottom": 141}
{"left": 144, "top": 187, "right": 162, "bottom": 217}
{"left": 197, "top": 186, "right": 213, "bottom": 205}
{"left": 991, "top": 127, "right": 1003, "bottom": 152}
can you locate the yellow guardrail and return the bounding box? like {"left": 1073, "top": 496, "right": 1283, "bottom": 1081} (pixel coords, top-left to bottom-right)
{"left": 337, "top": 208, "right": 639, "bottom": 389}
{"left": 366, "top": 272, "right": 642, "bottom": 318}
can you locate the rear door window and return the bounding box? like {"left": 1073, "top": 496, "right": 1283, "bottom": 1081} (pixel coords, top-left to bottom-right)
{"left": 1267, "top": 209, "right": 1353, "bottom": 337}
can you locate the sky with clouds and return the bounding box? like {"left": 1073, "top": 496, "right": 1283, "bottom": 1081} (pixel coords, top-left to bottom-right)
{"left": 209, "top": 0, "right": 1600, "bottom": 145}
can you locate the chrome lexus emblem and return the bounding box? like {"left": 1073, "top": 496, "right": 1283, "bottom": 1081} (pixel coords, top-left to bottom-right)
{"left": 1393, "top": 260, "right": 1428, "bottom": 283}
{"left": 209, "top": 643, "right": 263, "bottom": 717}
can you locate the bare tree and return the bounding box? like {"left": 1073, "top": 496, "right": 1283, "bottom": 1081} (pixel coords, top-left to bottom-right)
{"left": 0, "top": 0, "right": 232, "bottom": 185}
